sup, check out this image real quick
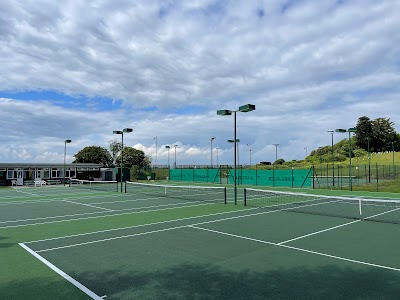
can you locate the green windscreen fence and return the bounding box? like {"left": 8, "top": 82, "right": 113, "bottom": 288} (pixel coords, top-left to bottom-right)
{"left": 169, "top": 168, "right": 311, "bottom": 187}
{"left": 230, "top": 169, "right": 311, "bottom": 187}
{"left": 170, "top": 169, "right": 220, "bottom": 183}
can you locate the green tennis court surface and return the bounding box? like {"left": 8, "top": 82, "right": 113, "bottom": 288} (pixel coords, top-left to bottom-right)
{"left": 1, "top": 184, "right": 400, "bottom": 299}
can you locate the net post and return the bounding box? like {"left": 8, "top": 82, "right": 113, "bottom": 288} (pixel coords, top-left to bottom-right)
{"left": 224, "top": 187, "right": 227, "bottom": 204}
{"left": 124, "top": 181, "right": 126, "bottom": 193}
{"left": 359, "top": 198, "right": 362, "bottom": 217}
{"left": 244, "top": 188, "right": 247, "bottom": 206}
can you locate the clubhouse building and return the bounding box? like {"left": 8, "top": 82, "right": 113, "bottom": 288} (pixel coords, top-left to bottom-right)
{"left": 0, "top": 163, "right": 103, "bottom": 186}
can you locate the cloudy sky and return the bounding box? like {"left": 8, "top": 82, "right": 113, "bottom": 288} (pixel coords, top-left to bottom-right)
{"left": 1, "top": 0, "right": 400, "bottom": 166}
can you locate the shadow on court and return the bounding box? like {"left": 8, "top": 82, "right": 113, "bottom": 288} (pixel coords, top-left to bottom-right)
{"left": 62, "top": 263, "right": 400, "bottom": 299}
{"left": 0, "top": 236, "right": 14, "bottom": 248}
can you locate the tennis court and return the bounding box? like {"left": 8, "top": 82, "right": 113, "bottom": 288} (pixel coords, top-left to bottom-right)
{"left": 2, "top": 182, "right": 400, "bottom": 299}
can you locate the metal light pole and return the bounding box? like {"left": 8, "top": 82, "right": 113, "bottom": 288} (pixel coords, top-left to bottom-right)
{"left": 336, "top": 127, "right": 356, "bottom": 191}
{"left": 174, "top": 145, "right": 178, "bottom": 168}
{"left": 228, "top": 139, "right": 240, "bottom": 186}
{"left": 247, "top": 144, "right": 252, "bottom": 167}
{"left": 210, "top": 137, "right": 215, "bottom": 167}
{"left": 327, "top": 131, "right": 335, "bottom": 187}
{"left": 63, "top": 139, "right": 71, "bottom": 186}
{"left": 392, "top": 141, "right": 395, "bottom": 179}
{"left": 304, "top": 146, "right": 308, "bottom": 158}
{"left": 273, "top": 144, "right": 279, "bottom": 162}
{"left": 165, "top": 145, "right": 171, "bottom": 168}
{"left": 113, "top": 128, "right": 133, "bottom": 192}
{"left": 153, "top": 136, "right": 158, "bottom": 166}
{"left": 366, "top": 137, "right": 371, "bottom": 183}
{"left": 218, "top": 104, "right": 256, "bottom": 205}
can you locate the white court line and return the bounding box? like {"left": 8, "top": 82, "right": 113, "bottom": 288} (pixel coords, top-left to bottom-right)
{"left": 188, "top": 226, "right": 400, "bottom": 273}
{"left": 14, "top": 189, "right": 39, "bottom": 197}
{"left": 63, "top": 200, "right": 114, "bottom": 212}
{"left": 19, "top": 243, "right": 103, "bottom": 299}
{"left": 276, "top": 207, "right": 400, "bottom": 246}
{"left": 0, "top": 198, "right": 212, "bottom": 226}
{"left": 25, "top": 208, "right": 259, "bottom": 244}
{"left": 0, "top": 192, "right": 129, "bottom": 206}
{"left": 277, "top": 220, "right": 361, "bottom": 245}
{"left": 25, "top": 198, "right": 349, "bottom": 245}
{"left": 0, "top": 202, "right": 212, "bottom": 229}
{"left": 32, "top": 202, "right": 346, "bottom": 251}
{"left": 36, "top": 225, "right": 189, "bottom": 253}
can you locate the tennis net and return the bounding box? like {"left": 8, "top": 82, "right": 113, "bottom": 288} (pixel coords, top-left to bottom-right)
{"left": 244, "top": 188, "right": 400, "bottom": 225}
{"left": 125, "top": 181, "right": 226, "bottom": 204}
{"left": 69, "top": 179, "right": 119, "bottom": 192}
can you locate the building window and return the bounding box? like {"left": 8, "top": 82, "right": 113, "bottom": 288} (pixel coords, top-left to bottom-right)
{"left": 43, "top": 168, "right": 50, "bottom": 178}
{"left": 7, "top": 170, "right": 16, "bottom": 179}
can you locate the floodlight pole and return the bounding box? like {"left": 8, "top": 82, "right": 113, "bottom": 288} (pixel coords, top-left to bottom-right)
{"left": 247, "top": 144, "right": 252, "bottom": 167}
{"left": 63, "top": 139, "right": 71, "bottom": 186}
{"left": 211, "top": 137, "right": 215, "bottom": 167}
{"left": 327, "top": 131, "right": 335, "bottom": 187}
{"left": 174, "top": 145, "right": 178, "bottom": 168}
{"left": 349, "top": 131, "right": 352, "bottom": 190}
{"left": 392, "top": 141, "right": 395, "bottom": 179}
{"left": 273, "top": 144, "right": 279, "bottom": 163}
{"left": 336, "top": 128, "right": 356, "bottom": 191}
{"left": 154, "top": 136, "right": 158, "bottom": 166}
{"left": 165, "top": 146, "right": 171, "bottom": 168}
{"left": 113, "top": 128, "right": 133, "bottom": 192}
{"left": 234, "top": 111, "right": 237, "bottom": 203}
{"left": 218, "top": 104, "right": 255, "bottom": 205}
{"left": 366, "top": 137, "right": 371, "bottom": 183}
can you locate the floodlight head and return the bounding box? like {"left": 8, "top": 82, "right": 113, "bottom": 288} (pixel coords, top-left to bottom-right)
{"left": 217, "top": 109, "right": 232, "bottom": 116}
{"left": 327, "top": 130, "right": 334, "bottom": 133}
{"left": 211, "top": 137, "right": 215, "bottom": 141}
{"left": 165, "top": 145, "right": 170, "bottom": 149}
{"left": 113, "top": 130, "right": 123, "bottom": 134}
{"left": 123, "top": 128, "right": 133, "bottom": 133}
{"left": 65, "top": 139, "right": 72, "bottom": 143}
{"left": 335, "top": 129, "right": 346, "bottom": 133}
{"left": 348, "top": 127, "right": 357, "bottom": 133}
{"left": 228, "top": 139, "right": 240, "bottom": 143}
{"left": 239, "top": 104, "right": 256, "bottom": 112}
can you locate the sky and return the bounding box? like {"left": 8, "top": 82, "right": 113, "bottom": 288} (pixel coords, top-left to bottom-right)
{"left": 1, "top": 0, "right": 400, "bottom": 166}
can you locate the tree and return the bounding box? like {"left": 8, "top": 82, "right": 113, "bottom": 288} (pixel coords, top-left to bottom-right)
{"left": 73, "top": 146, "right": 112, "bottom": 166}
{"left": 371, "top": 118, "right": 397, "bottom": 152}
{"left": 109, "top": 140, "right": 122, "bottom": 166}
{"left": 116, "top": 147, "right": 151, "bottom": 169}
{"left": 355, "top": 116, "right": 397, "bottom": 152}
{"left": 273, "top": 158, "right": 285, "bottom": 165}
{"left": 355, "top": 116, "right": 373, "bottom": 150}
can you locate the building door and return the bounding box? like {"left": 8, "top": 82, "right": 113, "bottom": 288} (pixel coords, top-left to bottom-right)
{"left": 17, "top": 169, "right": 23, "bottom": 185}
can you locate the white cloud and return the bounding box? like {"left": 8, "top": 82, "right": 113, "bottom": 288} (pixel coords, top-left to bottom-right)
{"left": 1, "top": 0, "right": 400, "bottom": 164}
